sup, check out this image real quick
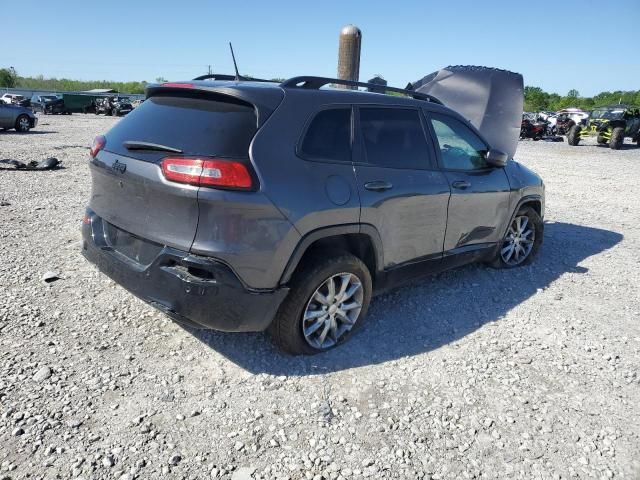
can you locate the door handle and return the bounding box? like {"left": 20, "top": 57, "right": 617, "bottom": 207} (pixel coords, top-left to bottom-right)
{"left": 452, "top": 180, "right": 471, "bottom": 190}
{"left": 364, "top": 181, "right": 393, "bottom": 192}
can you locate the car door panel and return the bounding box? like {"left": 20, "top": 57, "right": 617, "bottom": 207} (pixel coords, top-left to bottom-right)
{"left": 354, "top": 106, "right": 450, "bottom": 268}
{"left": 0, "top": 104, "right": 10, "bottom": 128}
{"left": 443, "top": 169, "right": 511, "bottom": 251}
{"left": 425, "top": 110, "right": 512, "bottom": 252}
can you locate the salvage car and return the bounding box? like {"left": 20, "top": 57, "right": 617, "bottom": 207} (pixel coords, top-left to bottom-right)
{"left": 0, "top": 102, "right": 37, "bottom": 132}
{"left": 30, "top": 94, "right": 68, "bottom": 114}
{"left": 95, "top": 96, "right": 133, "bottom": 116}
{"left": 568, "top": 105, "right": 640, "bottom": 149}
{"left": 1, "top": 93, "right": 25, "bottom": 105}
{"left": 82, "top": 73, "right": 544, "bottom": 355}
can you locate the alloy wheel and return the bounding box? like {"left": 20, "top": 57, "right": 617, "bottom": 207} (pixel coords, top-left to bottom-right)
{"left": 302, "top": 272, "right": 363, "bottom": 350}
{"left": 500, "top": 215, "right": 535, "bottom": 266}
{"left": 18, "top": 117, "right": 30, "bottom": 131}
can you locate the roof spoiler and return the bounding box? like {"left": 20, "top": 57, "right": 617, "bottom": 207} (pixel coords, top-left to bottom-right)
{"left": 192, "top": 73, "right": 275, "bottom": 83}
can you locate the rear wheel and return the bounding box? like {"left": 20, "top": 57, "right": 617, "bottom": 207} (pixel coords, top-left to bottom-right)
{"left": 270, "top": 253, "right": 372, "bottom": 355}
{"left": 567, "top": 125, "right": 581, "bottom": 146}
{"left": 15, "top": 115, "right": 31, "bottom": 133}
{"left": 489, "top": 207, "right": 543, "bottom": 269}
{"left": 609, "top": 127, "right": 624, "bottom": 150}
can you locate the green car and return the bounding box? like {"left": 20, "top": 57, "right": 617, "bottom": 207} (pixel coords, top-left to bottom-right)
{"left": 568, "top": 105, "right": 640, "bottom": 149}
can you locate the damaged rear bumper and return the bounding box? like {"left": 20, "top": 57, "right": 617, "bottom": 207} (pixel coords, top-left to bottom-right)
{"left": 81, "top": 209, "right": 288, "bottom": 332}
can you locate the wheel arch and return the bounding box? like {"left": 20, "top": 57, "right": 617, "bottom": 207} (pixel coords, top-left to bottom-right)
{"left": 502, "top": 195, "right": 543, "bottom": 237}
{"left": 279, "top": 224, "right": 384, "bottom": 286}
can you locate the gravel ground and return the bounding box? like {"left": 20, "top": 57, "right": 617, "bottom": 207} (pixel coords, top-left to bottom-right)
{"left": 1, "top": 114, "right": 639, "bottom": 480}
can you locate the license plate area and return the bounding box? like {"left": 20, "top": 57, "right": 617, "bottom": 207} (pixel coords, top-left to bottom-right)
{"left": 103, "top": 222, "right": 163, "bottom": 266}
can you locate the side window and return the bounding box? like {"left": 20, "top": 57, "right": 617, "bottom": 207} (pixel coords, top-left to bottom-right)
{"left": 359, "top": 107, "right": 431, "bottom": 169}
{"left": 300, "top": 108, "right": 351, "bottom": 162}
{"left": 429, "top": 113, "right": 489, "bottom": 170}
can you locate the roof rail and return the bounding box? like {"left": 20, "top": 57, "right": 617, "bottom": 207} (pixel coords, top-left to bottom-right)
{"left": 192, "top": 73, "right": 275, "bottom": 83}
{"left": 280, "top": 76, "right": 443, "bottom": 105}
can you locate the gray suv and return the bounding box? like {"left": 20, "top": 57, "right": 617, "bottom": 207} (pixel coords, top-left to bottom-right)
{"left": 82, "top": 76, "right": 544, "bottom": 355}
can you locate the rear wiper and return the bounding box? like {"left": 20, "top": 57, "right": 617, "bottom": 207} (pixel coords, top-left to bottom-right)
{"left": 123, "top": 141, "right": 183, "bottom": 154}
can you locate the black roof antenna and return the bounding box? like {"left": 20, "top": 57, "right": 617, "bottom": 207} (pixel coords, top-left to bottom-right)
{"left": 229, "top": 42, "right": 240, "bottom": 81}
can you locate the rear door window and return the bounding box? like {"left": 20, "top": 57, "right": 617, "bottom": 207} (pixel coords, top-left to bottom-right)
{"left": 358, "top": 107, "right": 432, "bottom": 169}
{"left": 299, "top": 108, "right": 352, "bottom": 162}
{"left": 104, "top": 93, "right": 257, "bottom": 161}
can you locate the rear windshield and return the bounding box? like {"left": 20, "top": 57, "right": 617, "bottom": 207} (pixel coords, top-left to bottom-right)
{"left": 104, "top": 93, "right": 257, "bottom": 160}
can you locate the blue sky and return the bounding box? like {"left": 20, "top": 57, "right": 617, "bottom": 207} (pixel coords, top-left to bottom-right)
{"left": 3, "top": 0, "right": 638, "bottom": 96}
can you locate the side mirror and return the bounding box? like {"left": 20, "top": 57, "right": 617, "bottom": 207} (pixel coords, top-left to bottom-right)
{"left": 485, "top": 149, "right": 508, "bottom": 167}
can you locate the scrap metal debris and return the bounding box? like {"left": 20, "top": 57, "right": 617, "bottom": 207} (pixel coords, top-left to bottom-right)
{"left": 41, "top": 271, "right": 62, "bottom": 283}
{"left": 0, "top": 157, "right": 62, "bottom": 171}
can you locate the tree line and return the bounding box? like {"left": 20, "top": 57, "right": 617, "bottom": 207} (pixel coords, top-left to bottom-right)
{"left": 1, "top": 68, "right": 154, "bottom": 94}
{"left": 2, "top": 67, "right": 639, "bottom": 108}
{"left": 524, "top": 86, "right": 640, "bottom": 112}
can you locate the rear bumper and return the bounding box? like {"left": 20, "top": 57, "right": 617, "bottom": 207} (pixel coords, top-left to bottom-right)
{"left": 81, "top": 210, "right": 288, "bottom": 332}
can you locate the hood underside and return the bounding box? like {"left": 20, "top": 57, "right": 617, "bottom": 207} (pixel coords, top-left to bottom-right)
{"left": 409, "top": 66, "right": 524, "bottom": 159}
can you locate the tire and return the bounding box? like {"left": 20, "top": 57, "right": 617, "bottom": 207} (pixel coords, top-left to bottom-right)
{"left": 15, "top": 115, "right": 31, "bottom": 133}
{"left": 106, "top": 109, "right": 112, "bottom": 116}
{"left": 567, "top": 125, "right": 581, "bottom": 146}
{"left": 270, "top": 253, "right": 372, "bottom": 355}
{"left": 489, "top": 206, "right": 543, "bottom": 269}
{"left": 609, "top": 127, "right": 624, "bottom": 150}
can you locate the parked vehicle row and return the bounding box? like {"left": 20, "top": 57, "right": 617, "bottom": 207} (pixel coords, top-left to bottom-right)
{"left": 522, "top": 106, "right": 640, "bottom": 149}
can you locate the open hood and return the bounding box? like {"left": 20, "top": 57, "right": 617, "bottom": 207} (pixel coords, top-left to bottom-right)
{"left": 408, "top": 66, "right": 524, "bottom": 159}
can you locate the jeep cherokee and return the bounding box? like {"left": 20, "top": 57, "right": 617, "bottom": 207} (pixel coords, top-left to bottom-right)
{"left": 82, "top": 76, "right": 545, "bottom": 355}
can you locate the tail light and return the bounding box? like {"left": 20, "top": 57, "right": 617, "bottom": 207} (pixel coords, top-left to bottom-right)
{"left": 161, "top": 157, "right": 254, "bottom": 190}
{"left": 90, "top": 135, "right": 106, "bottom": 158}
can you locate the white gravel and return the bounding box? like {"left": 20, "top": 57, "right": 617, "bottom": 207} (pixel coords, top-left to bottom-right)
{"left": 1, "top": 114, "right": 639, "bottom": 479}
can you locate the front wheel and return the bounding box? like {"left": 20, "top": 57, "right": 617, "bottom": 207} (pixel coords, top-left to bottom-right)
{"left": 15, "top": 115, "right": 31, "bottom": 133}
{"left": 567, "top": 125, "right": 581, "bottom": 146}
{"left": 489, "top": 206, "right": 543, "bottom": 269}
{"left": 270, "top": 253, "right": 372, "bottom": 355}
{"left": 609, "top": 127, "right": 624, "bottom": 150}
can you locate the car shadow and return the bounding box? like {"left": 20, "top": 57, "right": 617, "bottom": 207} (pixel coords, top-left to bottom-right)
{"left": 595, "top": 143, "right": 639, "bottom": 150}
{"left": 187, "top": 222, "right": 622, "bottom": 375}
{"left": 0, "top": 130, "right": 59, "bottom": 135}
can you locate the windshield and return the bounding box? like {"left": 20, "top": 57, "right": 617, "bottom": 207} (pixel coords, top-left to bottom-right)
{"left": 42, "top": 96, "right": 58, "bottom": 101}
{"left": 114, "top": 97, "right": 130, "bottom": 103}
{"left": 591, "top": 109, "right": 624, "bottom": 120}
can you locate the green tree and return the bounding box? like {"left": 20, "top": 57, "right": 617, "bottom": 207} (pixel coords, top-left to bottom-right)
{"left": 523, "top": 86, "right": 549, "bottom": 112}
{"left": 567, "top": 89, "right": 580, "bottom": 98}
{"left": 0, "top": 67, "right": 18, "bottom": 88}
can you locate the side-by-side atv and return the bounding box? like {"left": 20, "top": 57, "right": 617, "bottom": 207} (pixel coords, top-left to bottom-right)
{"left": 567, "top": 105, "right": 640, "bottom": 149}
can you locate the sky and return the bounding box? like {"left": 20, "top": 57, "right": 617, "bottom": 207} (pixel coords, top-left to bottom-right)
{"left": 3, "top": 0, "right": 639, "bottom": 96}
